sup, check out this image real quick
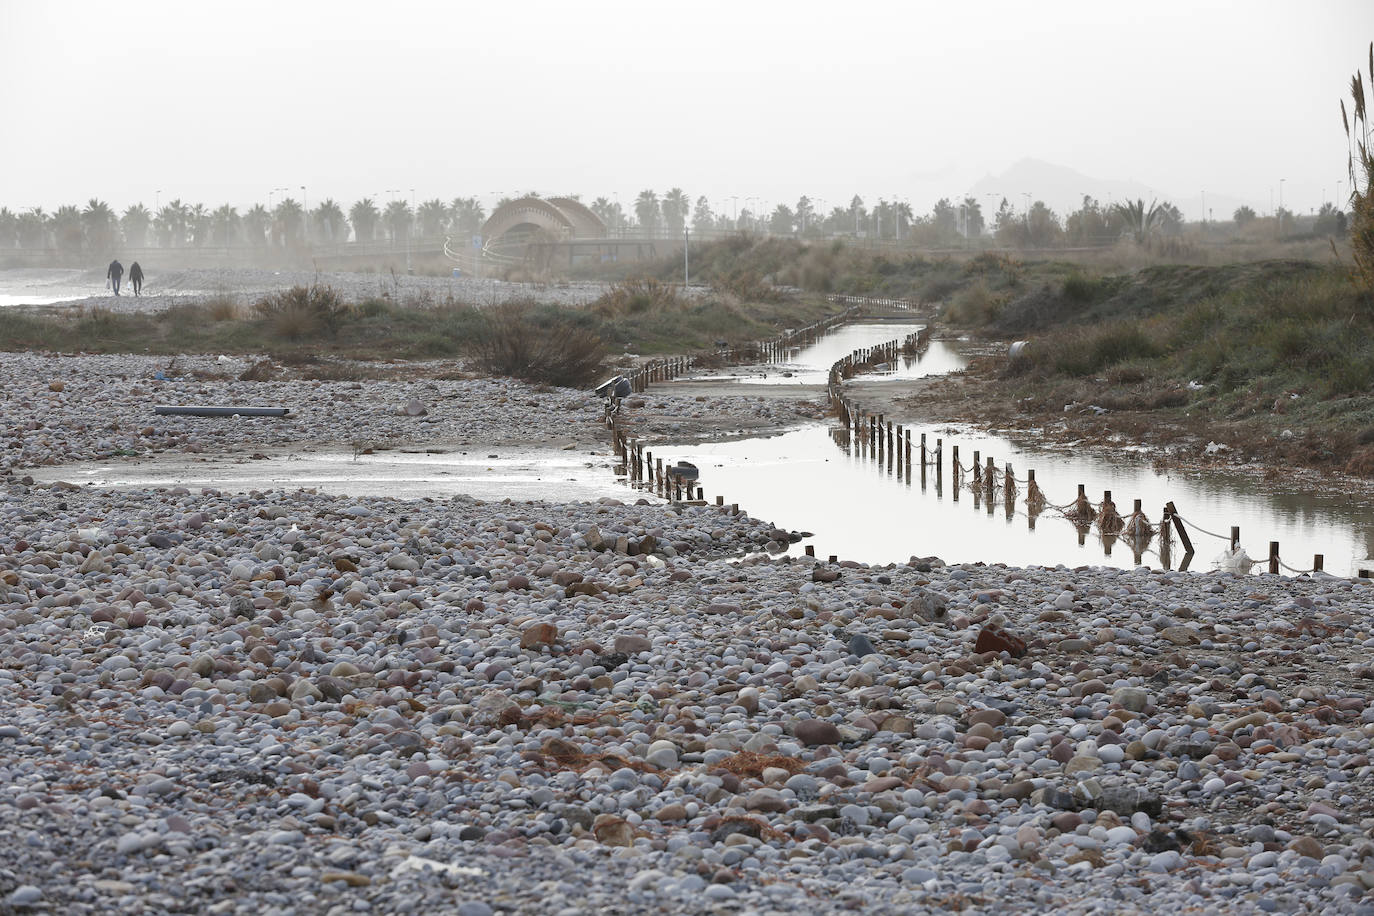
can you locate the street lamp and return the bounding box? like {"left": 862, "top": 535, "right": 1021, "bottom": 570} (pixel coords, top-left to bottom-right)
{"left": 408, "top": 188, "right": 416, "bottom": 273}
{"left": 1278, "top": 178, "right": 1286, "bottom": 238}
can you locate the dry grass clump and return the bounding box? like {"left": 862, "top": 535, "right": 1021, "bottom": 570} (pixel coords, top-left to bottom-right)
{"left": 204, "top": 294, "right": 242, "bottom": 321}
{"left": 468, "top": 302, "right": 606, "bottom": 388}
{"left": 716, "top": 751, "right": 804, "bottom": 779}
{"left": 591, "top": 278, "right": 683, "bottom": 316}
{"left": 1095, "top": 495, "right": 1125, "bottom": 535}
{"left": 944, "top": 279, "right": 1004, "bottom": 326}
{"left": 253, "top": 284, "right": 348, "bottom": 340}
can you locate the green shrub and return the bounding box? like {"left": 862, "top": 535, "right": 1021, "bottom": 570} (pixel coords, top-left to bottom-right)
{"left": 1061, "top": 272, "right": 1099, "bottom": 303}
{"left": 1053, "top": 323, "right": 1161, "bottom": 376}
{"left": 943, "top": 280, "right": 1003, "bottom": 326}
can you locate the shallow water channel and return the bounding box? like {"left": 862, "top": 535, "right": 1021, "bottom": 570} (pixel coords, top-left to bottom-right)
{"left": 661, "top": 322, "right": 1374, "bottom": 577}
{"left": 38, "top": 317, "right": 1374, "bottom": 577}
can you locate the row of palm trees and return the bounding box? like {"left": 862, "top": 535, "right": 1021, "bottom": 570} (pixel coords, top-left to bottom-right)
{"left": 0, "top": 196, "right": 490, "bottom": 252}
{"left": 3, "top": 190, "right": 1257, "bottom": 254}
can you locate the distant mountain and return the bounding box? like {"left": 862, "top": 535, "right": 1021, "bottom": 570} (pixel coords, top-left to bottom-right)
{"left": 967, "top": 158, "right": 1246, "bottom": 223}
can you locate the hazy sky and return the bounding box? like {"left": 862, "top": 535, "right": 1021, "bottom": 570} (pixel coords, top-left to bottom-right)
{"left": 3, "top": 0, "right": 1371, "bottom": 220}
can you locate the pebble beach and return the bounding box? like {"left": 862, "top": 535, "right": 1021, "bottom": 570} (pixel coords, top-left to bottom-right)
{"left": 3, "top": 347, "right": 1374, "bottom": 914}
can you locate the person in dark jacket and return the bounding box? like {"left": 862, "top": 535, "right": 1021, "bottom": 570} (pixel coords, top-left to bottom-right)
{"left": 106, "top": 259, "right": 124, "bottom": 296}
{"left": 129, "top": 261, "right": 144, "bottom": 296}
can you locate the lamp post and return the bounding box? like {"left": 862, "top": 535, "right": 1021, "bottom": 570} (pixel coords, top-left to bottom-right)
{"left": 408, "top": 188, "right": 416, "bottom": 272}
{"left": 1278, "top": 178, "right": 1286, "bottom": 239}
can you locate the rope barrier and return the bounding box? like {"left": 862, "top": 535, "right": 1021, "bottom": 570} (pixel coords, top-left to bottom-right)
{"left": 1168, "top": 513, "right": 1234, "bottom": 543}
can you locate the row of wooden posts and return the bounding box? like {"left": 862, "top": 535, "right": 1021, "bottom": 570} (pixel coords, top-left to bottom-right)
{"left": 825, "top": 294, "right": 921, "bottom": 311}
{"left": 610, "top": 303, "right": 924, "bottom": 505}
{"left": 605, "top": 419, "right": 745, "bottom": 513}
{"left": 824, "top": 331, "right": 1362, "bottom": 578}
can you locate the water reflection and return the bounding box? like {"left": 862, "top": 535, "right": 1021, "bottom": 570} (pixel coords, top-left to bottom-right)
{"left": 655, "top": 424, "right": 1374, "bottom": 577}
{"left": 694, "top": 322, "right": 967, "bottom": 385}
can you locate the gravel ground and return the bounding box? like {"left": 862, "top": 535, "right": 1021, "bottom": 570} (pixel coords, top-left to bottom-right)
{"left": 3, "top": 350, "right": 1374, "bottom": 914}
{"left": 10, "top": 266, "right": 616, "bottom": 313}
{"left": 1, "top": 352, "right": 825, "bottom": 471}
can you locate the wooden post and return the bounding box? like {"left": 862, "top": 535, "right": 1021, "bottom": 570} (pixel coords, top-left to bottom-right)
{"left": 1160, "top": 512, "right": 1172, "bottom": 568}
{"left": 715, "top": 495, "right": 724, "bottom": 506}
{"left": 829, "top": 555, "right": 838, "bottom": 563}
{"left": 1269, "top": 541, "right": 1279, "bottom": 574}
{"left": 805, "top": 545, "right": 815, "bottom": 557}
{"left": 920, "top": 433, "right": 927, "bottom": 466}
{"left": 952, "top": 445, "right": 959, "bottom": 477}
{"left": 1165, "top": 501, "right": 1193, "bottom": 555}
{"left": 972, "top": 450, "right": 980, "bottom": 484}
{"left": 1230, "top": 526, "right": 1240, "bottom": 551}
{"left": 1360, "top": 569, "right": 1372, "bottom": 579}
{"left": 986, "top": 457, "right": 995, "bottom": 496}
{"left": 645, "top": 451, "right": 653, "bottom": 480}
{"left": 1314, "top": 554, "right": 1324, "bottom": 572}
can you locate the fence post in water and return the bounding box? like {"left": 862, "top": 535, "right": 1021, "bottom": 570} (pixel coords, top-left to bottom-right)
{"left": 952, "top": 445, "right": 959, "bottom": 480}
{"left": 656, "top": 459, "right": 664, "bottom": 495}
{"left": 1160, "top": 509, "right": 1172, "bottom": 568}
{"left": 805, "top": 545, "right": 815, "bottom": 557}
{"left": 1314, "top": 554, "right": 1324, "bottom": 572}
{"left": 905, "top": 431, "right": 912, "bottom": 469}
{"left": 1231, "top": 526, "right": 1240, "bottom": 551}
{"left": 1165, "top": 502, "right": 1194, "bottom": 555}
{"left": 985, "top": 457, "right": 995, "bottom": 498}
{"left": 920, "top": 433, "right": 927, "bottom": 466}
{"left": 645, "top": 451, "right": 653, "bottom": 481}
{"left": 1269, "top": 541, "right": 1280, "bottom": 574}
{"left": 972, "top": 451, "right": 979, "bottom": 485}
{"left": 715, "top": 495, "right": 724, "bottom": 506}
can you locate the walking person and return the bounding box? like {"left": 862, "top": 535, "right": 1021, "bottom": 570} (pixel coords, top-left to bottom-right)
{"left": 129, "top": 261, "right": 144, "bottom": 296}
{"left": 106, "top": 259, "right": 124, "bottom": 296}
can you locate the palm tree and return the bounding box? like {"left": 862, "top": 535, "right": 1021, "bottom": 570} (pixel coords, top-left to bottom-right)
{"left": 349, "top": 198, "right": 379, "bottom": 243}
{"left": 272, "top": 198, "right": 304, "bottom": 247}
{"left": 1111, "top": 198, "right": 1164, "bottom": 243}
{"left": 242, "top": 204, "right": 270, "bottom": 247}
{"left": 634, "top": 190, "right": 660, "bottom": 234}
{"left": 383, "top": 200, "right": 412, "bottom": 246}
{"left": 661, "top": 188, "right": 689, "bottom": 235}
{"left": 449, "top": 197, "right": 485, "bottom": 237}
{"left": 692, "top": 196, "right": 714, "bottom": 234}
{"left": 157, "top": 200, "right": 189, "bottom": 247}
{"left": 418, "top": 198, "right": 449, "bottom": 238}
{"left": 82, "top": 198, "right": 118, "bottom": 252}
{"left": 211, "top": 205, "right": 240, "bottom": 246}
{"left": 313, "top": 199, "right": 347, "bottom": 244}
{"left": 188, "top": 203, "right": 211, "bottom": 246}
{"left": 121, "top": 204, "right": 152, "bottom": 247}
{"left": 17, "top": 208, "right": 48, "bottom": 248}
{"left": 0, "top": 208, "right": 18, "bottom": 248}
{"left": 52, "top": 205, "right": 84, "bottom": 253}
